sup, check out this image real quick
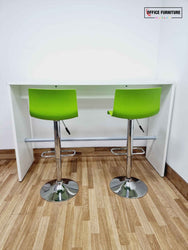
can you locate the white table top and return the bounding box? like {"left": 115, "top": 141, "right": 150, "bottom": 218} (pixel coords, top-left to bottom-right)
{"left": 9, "top": 81, "right": 173, "bottom": 86}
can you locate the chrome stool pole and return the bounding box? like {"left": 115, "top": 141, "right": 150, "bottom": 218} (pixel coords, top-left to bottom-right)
{"left": 110, "top": 119, "right": 148, "bottom": 198}
{"left": 40, "top": 121, "right": 79, "bottom": 202}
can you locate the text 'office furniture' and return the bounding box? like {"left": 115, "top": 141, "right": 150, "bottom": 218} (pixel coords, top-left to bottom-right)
{"left": 108, "top": 88, "right": 161, "bottom": 198}
{"left": 29, "top": 89, "right": 79, "bottom": 202}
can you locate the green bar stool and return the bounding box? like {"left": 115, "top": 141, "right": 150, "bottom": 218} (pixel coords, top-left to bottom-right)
{"left": 108, "top": 88, "right": 161, "bottom": 198}
{"left": 28, "top": 89, "right": 79, "bottom": 202}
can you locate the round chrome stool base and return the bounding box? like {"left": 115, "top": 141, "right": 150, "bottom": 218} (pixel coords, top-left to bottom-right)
{"left": 40, "top": 179, "right": 79, "bottom": 202}
{"left": 110, "top": 176, "right": 147, "bottom": 199}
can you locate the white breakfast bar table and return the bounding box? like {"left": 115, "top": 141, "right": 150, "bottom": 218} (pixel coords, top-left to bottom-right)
{"left": 9, "top": 82, "right": 174, "bottom": 181}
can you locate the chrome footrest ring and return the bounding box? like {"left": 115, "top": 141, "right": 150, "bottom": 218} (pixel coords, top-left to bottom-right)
{"left": 41, "top": 149, "right": 76, "bottom": 158}
{"left": 60, "top": 149, "right": 76, "bottom": 157}
{"left": 111, "top": 147, "right": 127, "bottom": 156}
{"left": 111, "top": 147, "right": 145, "bottom": 156}
{"left": 41, "top": 150, "right": 55, "bottom": 158}
{"left": 132, "top": 147, "right": 145, "bottom": 155}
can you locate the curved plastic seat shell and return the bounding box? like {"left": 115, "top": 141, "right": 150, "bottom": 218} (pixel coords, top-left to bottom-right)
{"left": 28, "top": 89, "right": 78, "bottom": 121}
{"left": 108, "top": 88, "right": 161, "bottom": 119}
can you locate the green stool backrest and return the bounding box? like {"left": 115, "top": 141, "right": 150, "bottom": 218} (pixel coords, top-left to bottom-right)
{"left": 28, "top": 89, "right": 78, "bottom": 121}
{"left": 112, "top": 88, "right": 161, "bottom": 119}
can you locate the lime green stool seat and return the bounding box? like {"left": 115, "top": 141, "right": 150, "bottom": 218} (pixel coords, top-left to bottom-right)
{"left": 108, "top": 88, "right": 161, "bottom": 199}
{"left": 107, "top": 88, "right": 161, "bottom": 119}
{"left": 29, "top": 89, "right": 78, "bottom": 121}
{"left": 28, "top": 89, "right": 79, "bottom": 202}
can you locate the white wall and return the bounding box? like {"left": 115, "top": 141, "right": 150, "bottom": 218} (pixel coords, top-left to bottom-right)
{"left": 0, "top": 0, "right": 161, "bottom": 148}
{"left": 0, "top": 0, "right": 160, "bottom": 83}
{"left": 157, "top": 0, "right": 188, "bottom": 182}
{"left": 1, "top": 0, "right": 188, "bottom": 181}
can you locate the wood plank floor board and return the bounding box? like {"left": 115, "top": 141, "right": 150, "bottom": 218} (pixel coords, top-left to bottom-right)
{"left": 149, "top": 223, "right": 172, "bottom": 249}
{"left": 126, "top": 233, "right": 142, "bottom": 250}
{"left": 86, "top": 158, "right": 94, "bottom": 189}
{"left": 147, "top": 234, "right": 161, "bottom": 250}
{"left": 142, "top": 195, "right": 166, "bottom": 227}
{"left": 88, "top": 188, "right": 99, "bottom": 234}
{"left": 0, "top": 214, "right": 19, "bottom": 249}
{"left": 98, "top": 207, "right": 114, "bottom": 250}
{"left": 62, "top": 202, "right": 75, "bottom": 250}
{"left": 146, "top": 183, "right": 188, "bottom": 249}
{"left": 135, "top": 226, "right": 154, "bottom": 249}
{"left": 82, "top": 220, "right": 91, "bottom": 250}
{"left": 172, "top": 217, "right": 188, "bottom": 241}
{"left": 52, "top": 203, "right": 67, "bottom": 250}
{"left": 139, "top": 197, "right": 158, "bottom": 224}
{"left": 33, "top": 216, "right": 50, "bottom": 250}
{"left": 149, "top": 179, "right": 188, "bottom": 226}
{"left": 91, "top": 233, "right": 101, "bottom": 250}
{"left": 72, "top": 206, "right": 83, "bottom": 248}
{"left": 81, "top": 186, "right": 90, "bottom": 221}
{"left": 0, "top": 155, "right": 187, "bottom": 250}
{"left": 110, "top": 196, "right": 130, "bottom": 245}
{"left": 121, "top": 199, "right": 141, "bottom": 233}
{"left": 132, "top": 199, "right": 154, "bottom": 235}
{"left": 175, "top": 198, "right": 188, "bottom": 217}
{"left": 43, "top": 207, "right": 61, "bottom": 250}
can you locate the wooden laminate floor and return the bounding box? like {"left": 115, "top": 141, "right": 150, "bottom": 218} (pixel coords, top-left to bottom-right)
{"left": 0, "top": 154, "right": 187, "bottom": 250}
